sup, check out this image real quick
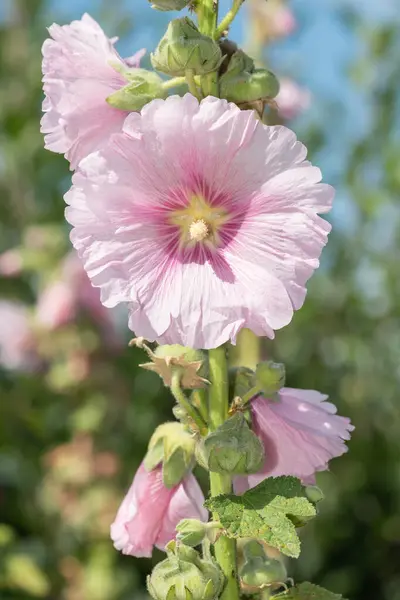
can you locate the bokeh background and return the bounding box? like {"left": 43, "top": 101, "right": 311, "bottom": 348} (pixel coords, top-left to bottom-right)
{"left": 1, "top": 0, "right": 400, "bottom": 598}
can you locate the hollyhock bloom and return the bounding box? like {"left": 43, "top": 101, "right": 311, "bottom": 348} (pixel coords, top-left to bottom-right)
{"left": 249, "top": 0, "right": 296, "bottom": 43}
{"left": 0, "top": 301, "right": 36, "bottom": 371}
{"left": 41, "top": 13, "right": 145, "bottom": 169}
{"left": 234, "top": 388, "right": 354, "bottom": 494}
{"left": 65, "top": 94, "right": 334, "bottom": 349}
{"left": 276, "top": 78, "right": 311, "bottom": 121}
{"left": 0, "top": 249, "right": 23, "bottom": 277}
{"left": 110, "top": 463, "right": 207, "bottom": 558}
{"left": 36, "top": 253, "right": 120, "bottom": 345}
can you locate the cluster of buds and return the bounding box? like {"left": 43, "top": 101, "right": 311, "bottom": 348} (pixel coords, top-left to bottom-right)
{"left": 147, "top": 541, "right": 224, "bottom": 600}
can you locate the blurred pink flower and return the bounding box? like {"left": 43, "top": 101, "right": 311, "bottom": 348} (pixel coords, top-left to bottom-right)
{"left": 250, "top": 0, "right": 296, "bottom": 42}
{"left": 235, "top": 388, "right": 354, "bottom": 493}
{"left": 36, "top": 252, "right": 120, "bottom": 344}
{"left": 41, "top": 13, "right": 145, "bottom": 169}
{"left": 0, "top": 301, "right": 35, "bottom": 370}
{"left": 110, "top": 463, "right": 207, "bottom": 558}
{"left": 0, "top": 250, "right": 23, "bottom": 277}
{"left": 276, "top": 78, "right": 311, "bottom": 121}
{"left": 66, "top": 94, "right": 334, "bottom": 349}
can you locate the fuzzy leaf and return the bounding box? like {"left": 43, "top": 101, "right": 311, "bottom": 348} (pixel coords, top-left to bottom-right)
{"left": 205, "top": 476, "right": 316, "bottom": 558}
{"left": 274, "top": 582, "right": 347, "bottom": 599}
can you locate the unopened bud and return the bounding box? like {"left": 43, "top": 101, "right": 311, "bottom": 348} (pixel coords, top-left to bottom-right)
{"left": 255, "top": 361, "right": 286, "bottom": 397}
{"left": 220, "top": 68, "right": 280, "bottom": 104}
{"left": 228, "top": 366, "right": 255, "bottom": 401}
{"left": 144, "top": 422, "right": 195, "bottom": 487}
{"left": 243, "top": 540, "right": 266, "bottom": 560}
{"left": 305, "top": 485, "right": 325, "bottom": 504}
{"left": 151, "top": 18, "right": 222, "bottom": 77}
{"left": 147, "top": 541, "right": 224, "bottom": 600}
{"left": 176, "top": 519, "right": 222, "bottom": 547}
{"left": 196, "top": 413, "right": 264, "bottom": 475}
{"left": 107, "top": 69, "right": 166, "bottom": 111}
{"left": 149, "top": 0, "right": 191, "bottom": 10}
{"left": 240, "top": 556, "right": 287, "bottom": 589}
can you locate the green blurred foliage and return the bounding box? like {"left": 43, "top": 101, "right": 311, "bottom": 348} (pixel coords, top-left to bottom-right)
{"left": 0, "top": 1, "right": 399, "bottom": 600}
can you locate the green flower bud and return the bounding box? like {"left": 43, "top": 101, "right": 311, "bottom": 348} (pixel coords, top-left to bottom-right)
{"left": 223, "top": 49, "right": 255, "bottom": 77}
{"left": 228, "top": 366, "right": 255, "bottom": 401}
{"left": 240, "top": 557, "right": 287, "bottom": 589}
{"left": 107, "top": 69, "right": 167, "bottom": 111}
{"left": 149, "top": 0, "right": 191, "bottom": 10}
{"left": 176, "top": 519, "right": 222, "bottom": 547}
{"left": 144, "top": 422, "right": 195, "bottom": 488}
{"left": 147, "top": 541, "right": 224, "bottom": 600}
{"left": 196, "top": 413, "right": 264, "bottom": 475}
{"left": 220, "top": 68, "right": 280, "bottom": 104}
{"left": 243, "top": 540, "right": 266, "bottom": 560}
{"left": 254, "top": 361, "right": 286, "bottom": 397}
{"left": 151, "top": 18, "right": 223, "bottom": 77}
{"left": 305, "top": 485, "right": 325, "bottom": 504}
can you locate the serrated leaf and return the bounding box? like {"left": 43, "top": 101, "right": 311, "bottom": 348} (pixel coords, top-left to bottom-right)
{"left": 274, "top": 582, "right": 347, "bottom": 599}
{"left": 205, "top": 476, "right": 316, "bottom": 558}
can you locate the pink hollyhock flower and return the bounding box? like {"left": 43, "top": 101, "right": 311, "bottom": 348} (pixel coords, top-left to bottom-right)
{"left": 0, "top": 250, "right": 23, "bottom": 277}
{"left": 271, "top": 5, "right": 297, "bottom": 38}
{"left": 110, "top": 463, "right": 207, "bottom": 557}
{"left": 249, "top": 0, "right": 296, "bottom": 42}
{"left": 234, "top": 388, "right": 354, "bottom": 494}
{"left": 0, "top": 301, "right": 36, "bottom": 371}
{"left": 65, "top": 94, "right": 334, "bottom": 349}
{"left": 41, "top": 13, "right": 145, "bottom": 169}
{"left": 276, "top": 78, "right": 311, "bottom": 121}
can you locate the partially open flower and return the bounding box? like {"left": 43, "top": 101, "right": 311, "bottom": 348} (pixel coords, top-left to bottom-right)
{"left": 66, "top": 94, "right": 334, "bottom": 349}
{"left": 110, "top": 463, "right": 207, "bottom": 557}
{"left": 41, "top": 13, "right": 145, "bottom": 169}
{"left": 234, "top": 388, "right": 354, "bottom": 493}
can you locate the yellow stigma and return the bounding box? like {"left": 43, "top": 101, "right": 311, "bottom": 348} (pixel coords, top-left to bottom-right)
{"left": 189, "top": 219, "right": 209, "bottom": 242}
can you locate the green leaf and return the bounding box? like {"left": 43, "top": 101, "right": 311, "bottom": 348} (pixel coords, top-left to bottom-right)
{"left": 204, "top": 476, "right": 316, "bottom": 558}
{"left": 274, "top": 582, "right": 347, "bottom": 599}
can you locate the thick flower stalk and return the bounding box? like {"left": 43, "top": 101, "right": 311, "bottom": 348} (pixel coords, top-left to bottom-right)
{"left": 40, "top": 2, "right": 354, "bottom": 600}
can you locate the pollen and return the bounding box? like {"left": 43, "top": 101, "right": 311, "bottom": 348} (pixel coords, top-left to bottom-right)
{"left": 189, "top": 218, "right": 210, "bottom": 242}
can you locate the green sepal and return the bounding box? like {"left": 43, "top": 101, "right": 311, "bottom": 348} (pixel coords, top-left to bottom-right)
{"left": 149, "top": 0, "right": 191, "bottom": 10}
{"left": 106, "top": 69, "right": 166, "bottom": 111}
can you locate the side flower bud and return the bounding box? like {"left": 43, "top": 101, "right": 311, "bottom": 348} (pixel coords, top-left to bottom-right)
{"left": 196, "top": 413, "right": 264, "bottom": 475}
{"left": 147, "top": 541, "right": 224, "bottom": 600}
{"left": 176, "top": 519, "right": 222, "bottom": 547}
{"left": 220, "top": 50, "right": 279, "bottom": 104}
{"left": 255, "top": 361, "right": 286, "bottom": 397}
{"left": 149, "top": 0, "right": 191, "bottom": 10}
{"left": 144, "top": 422, "right": 196, "bottom": 488}
{"left": 240, "top": 556, "right": 287, "bottom": 589}
{"left": 151, "top": 18, "right": 222, "bottom": 77}
{"left": 107, "top": 69, "right": 167, "bottom": 111}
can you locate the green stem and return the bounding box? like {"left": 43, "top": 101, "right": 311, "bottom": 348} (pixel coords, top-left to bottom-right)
{"left": 214, "top": 0, "right": 245, "bottom": 40}
{"left": 185, "top": 69, "right": 203, "bottom": 99}
{"left": 208, "top": 346, "right": 240, "bottom": 600}
{"left": 162, "top": 76, "right": 187, "bottom": 90}
{"left": 171, "top": 372, "right": 208, "bottom": 435}
{"left": 192, "top": 388, "right": 209, "bottom": 423}
{"left": 197, "top": 0, "right": 219, "bottom": 97}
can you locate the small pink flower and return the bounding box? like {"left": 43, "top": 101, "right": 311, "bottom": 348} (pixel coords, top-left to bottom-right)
{"left": 41, "top": 13, "right": 145, "bottom": 169}
{"left": 276, "top": 78, "right": 311, "bottom": 121}
{"left": 66, "top": 94, "right": 334, "bottom": 349}
{"left": 271, "top": 5, "right": 297, "bottom": 38}
{"left": 0, "top": 250, "right": 23, "bottom": 277}
{"left": 0, "top": 301, "right": 35, "bottom": 371}
{"left": 110, "top": 463, "right": 207, "bottom": 558}
{"left": 234, "top": 388, "right": 354, "bottom": 494}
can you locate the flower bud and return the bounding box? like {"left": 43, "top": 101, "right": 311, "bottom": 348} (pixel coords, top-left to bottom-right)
{"left": 107, "top": 69, "right": 167, "bottom": 111}
{"left": 240, "top": 556, "right": 287, "bottom": 589}
{"left": 243, "top": 540, "right": 266, "bottom": 560}
{"left": 220, "top": 68, "right": 280, "bottom": 104}
{"left": 228, "top": 366, "right": 255, "bottom": 400}
{"left": 149, "top": 0, "right": 191, "bottom": 10}
{"left": 151, "top": 18, "right": 222, "bottom": 77}
{"left": 140, "top": 344, "right": 208, "bottom": 389}
{"left": 196, "top": 413, "right": 264, "bottom": 475}
{"left": 305, "top": 485, "right": 325, "bottom": 504}
{"left": 144, "top": 422, "right": 195, "bottom": 488}
{"left": 176, "top": 519, "right": 222, "bottom": 547}
{"left": 254, "top": 361, "right": 286, "bottom": 397}
{"left": 147, "top": 541, "right": 224, "bottom": 600}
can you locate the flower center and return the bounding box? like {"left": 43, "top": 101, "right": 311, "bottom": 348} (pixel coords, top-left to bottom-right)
{"left": 189, "top": 219, "right": 209, "bottom": 242}
{"left": 169, "top": 194, "right": 229, "bottom": 248}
